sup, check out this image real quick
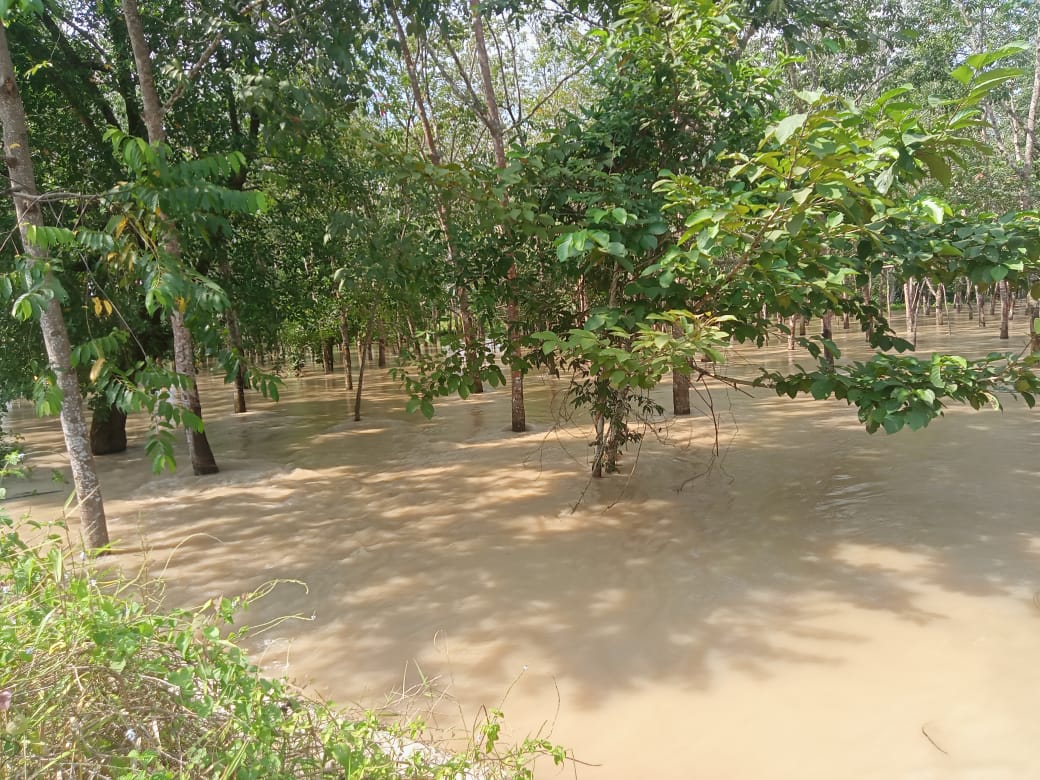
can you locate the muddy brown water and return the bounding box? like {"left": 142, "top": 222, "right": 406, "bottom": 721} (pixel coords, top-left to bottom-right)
{"left": 5, "top": 316, "right": 1040, "bottom": 779}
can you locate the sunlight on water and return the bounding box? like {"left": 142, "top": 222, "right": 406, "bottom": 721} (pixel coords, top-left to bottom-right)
{"left": 5, "top": 313, "right": 1040, "bottom": 779}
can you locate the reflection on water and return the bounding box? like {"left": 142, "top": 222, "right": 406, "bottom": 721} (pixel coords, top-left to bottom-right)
{"left": 5, "top": 315, "right": 1040, "bottom": 779}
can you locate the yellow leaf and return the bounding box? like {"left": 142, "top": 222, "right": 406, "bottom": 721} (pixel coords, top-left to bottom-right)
{"left": 89, "top": 357, "right": 106, "bottom": 383}
{"left": 114, "top": 217, "right": 127, "bottom": 239}
{"left": 92, "top": 297, "right": 102, "bottom": 316}
{"left": 103, "top": 300, "right": 113, "bottom": 316}
{"left": 176, "top": 297, "right": 188, "bottom": 313}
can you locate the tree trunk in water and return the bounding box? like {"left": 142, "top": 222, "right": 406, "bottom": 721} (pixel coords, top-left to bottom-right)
{"left": 591, "top": 413, "right": 606, "bottom": 479}
{"left": 821, "top": 311, "right": 835, "bottom": 368}
{"left": 322, "top": 339, "right": 334, "bottom": 374}
{"left": 339, "top": 315, "right": 353, "bottom": 391}
{"left": 0, "top": 26, "right": 109, "bottom": 549}
{"left": 354, "top": 318, "right": 374, "bottom": 422}
{"left": 469, "top": 0, "right": 524, "bottom": 431}
{"left": 123, "top": 0, "right": 218, "bottom": 475}
{"left": 172, "top": 310, "right": 219, "bottom": 474}
{"left": 90, "top": 404, "right": 128, "bottom": 455}
{"left": 226, "top": 305, "right": 248, "bottom": 413}
{"left": 976, "top": 285, "right": 986, "bottom": 327}
{"left": 787, "top": 315, "right": 798, "bottom": 350}
{"left": 672, "top": 323, "right": 691, "bottom": 415}
{"left": 999, "top": 279, "right": 1011, "bottom": 339}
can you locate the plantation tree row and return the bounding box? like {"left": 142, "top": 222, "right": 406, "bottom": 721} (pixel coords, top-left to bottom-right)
{"left": 3, "top": 0, "right": 1040, "bottom": 547}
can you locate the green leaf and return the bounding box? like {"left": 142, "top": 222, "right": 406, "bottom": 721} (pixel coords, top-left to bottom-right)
{"left": 916, "top": 149, "right": 952, "bottom": 186}
{"left": 420, "top": 398, "right": 435, "bottom": 419}
{"left": 920, "top": 198, "right": 945, "bottom": 224}
{"left": 772, "top": 113, "right": 809, "bottom": 145}
{"left": 952, "top": 64, "right": 973, "bottom": 84}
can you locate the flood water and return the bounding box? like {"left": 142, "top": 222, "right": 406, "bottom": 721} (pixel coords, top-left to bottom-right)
{"left": 5, "top": 315, "right": 1040, "bottom": 779}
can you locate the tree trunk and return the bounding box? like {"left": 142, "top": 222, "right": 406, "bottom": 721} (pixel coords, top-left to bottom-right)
{"left": 787, "top": 314, "right": 798, "bottom": 350}
{"left": 354, "top": 317, "right": 375, "bottom": 422}
{"left": 388, "top": 1, "right": 483, "bottom": 395}
{"left": 339, "top": 314, "right": 354, "bottom": 391}
{"left": 999, "top": 279, "right": 1011, "bottom": 339}
{"left": 470, "top": 0, "right": 524, "bottom": 431}
{"left": 862, "top": 280, "right": 873, "bottom": 342}
{"left": 123, "top": 0, "right": 218, "bottom": 475}
{"left": 821, "top": 311, "right": 835, "bottom": 368}
{"left": 322, "top": 339, "right": 334, "bottom": 374}
{"left": 90, "top": 404, "right": 128, "bottom": 455}
{"left": 672, "top": 323, "right": 691, "bottom": 415}
{"left": 1029, "top": 298, "right": 1040, "bottom": 352}
{"left": 226, "top": 305, "right": 248, "bottom": 413}
{"left": 976, "top": 285, "right": 987, "bottom": 327}
{"left": 377, "top": 338, "right": 387, "bottom": 368}
{"left": 0, "top": 25, "right": 109, "bottom": 549}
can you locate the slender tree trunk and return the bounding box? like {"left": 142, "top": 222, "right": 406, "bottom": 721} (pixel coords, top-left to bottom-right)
{"left": 377, "top": 338, "right": 387, "bottom": 368}
{"left": 322, "top": 339, "right": 334, "bottom": 374}
{"left": 354, "top": 316, "right": 375, "bottom": 422}
{"left": 1029, "top": 297, "right": 1040, "bottom": 352}
{"left": 470, "top": 0, "right": 524, "bottom": 431}
{"left": 388, "top": 2, "right": 483, "bottom": 394}
{"left": 787, "top": 314, "right": 798, "bottom": 350}
{"left": 339, "top": 314, "right": 354, "bottom": 391}
{"left": 999, "top": 279, "right": 1011, "bottom": 339}
{"left": 122, "top": 0, "right": 218, "bottom": 474}
{"left": 976, "top": 285, "right": 987, "bottom": 327}
{"left": 672, "top": 323, "right": 691, "bottom": 415}
{"left": 821, "top": 311, "right": 835, "bottom": 368}
{"left": 862, "top": 279, "right": 874, "bottom": 342}
{"left": 0, "top": 26, "right": 109, "bottom": 548}
{"left": 226, "top": 305, "right": 248, "bottom": 413}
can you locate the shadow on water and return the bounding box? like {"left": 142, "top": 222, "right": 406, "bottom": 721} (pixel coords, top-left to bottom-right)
{"left": 5, "top": 316, "right": 1040, "bottom": 778}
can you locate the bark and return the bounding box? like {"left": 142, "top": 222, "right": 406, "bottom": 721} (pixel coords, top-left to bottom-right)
{"left": 672, "top": 326, "right": 691, "bottom": 415}
{"left": 0, "top": 25, "right": 109, "bottom": 548}
{"left": 377, "top": 338, "right": 387, "bottom": 369}
{"left": 470, "top": 0, "right": 524, "bottom": 431}
{"left": 354, "top": 317, "right": 375, "bottom": 422}
{"left": 226, "top": 305, "right": 248, "bottom": 413}
{"left": 122, "top": 0, "right": 218, "bottom": 475}
{"left": 904, "top": 279, "right": 920, "bottom": 345}
{"left": 339, "top": 314, "right": 354, "bottom": 391}
{"left": 322, "top": 339, "right": 334, "bottom": 374}
{"left": 862, "top": 280, "right": 873, "bottom": 343}
{"left": 976, "top": 285, "right": 987, "bottom": 327}
{"left": 821, "top": 311, "right": 835, "bottom": 368}
{"left": 999, "top": 279, "right": 1011, "bottom": 339}
{"left": 787, "top": 314, "right": 798, "bottom": 350}
{"left": 90, "top": 404, "right": 128, "bottom": 455}
{"left": 1029, "top": 298, "right": 1040, "bottom": 352}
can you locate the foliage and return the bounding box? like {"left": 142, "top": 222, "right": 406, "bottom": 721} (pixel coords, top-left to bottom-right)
{"left": 0, "top": 510, "right": 568, "bottom": 778}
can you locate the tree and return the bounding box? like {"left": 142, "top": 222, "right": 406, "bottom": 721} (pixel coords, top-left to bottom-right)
{"left": 121, "top": 0, "right": 219, "bottom": 475}
{"left": 0, "top": 16, "right": 109, "bottom": 548}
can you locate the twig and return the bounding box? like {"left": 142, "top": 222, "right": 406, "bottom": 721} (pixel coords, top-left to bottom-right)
{"left": 921, "top": 723, "right": 948, "bottom": 755}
